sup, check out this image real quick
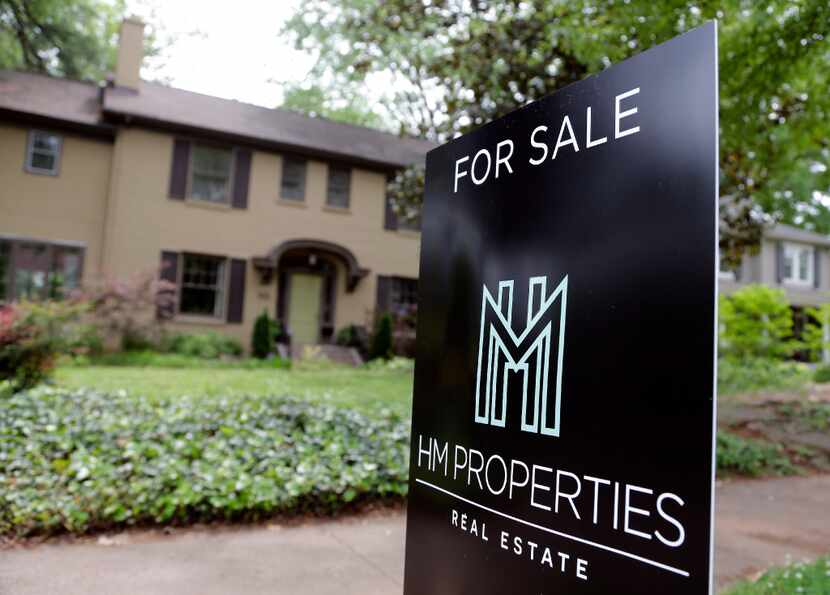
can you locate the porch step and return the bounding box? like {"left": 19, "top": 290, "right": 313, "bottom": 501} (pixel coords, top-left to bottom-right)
{"left": 285, "top": 344, "right": 364, "bottom": 367}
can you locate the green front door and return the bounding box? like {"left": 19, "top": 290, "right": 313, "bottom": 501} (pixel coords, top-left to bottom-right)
{"left": 288, "top": 273, "right": 322, "bottom": 345}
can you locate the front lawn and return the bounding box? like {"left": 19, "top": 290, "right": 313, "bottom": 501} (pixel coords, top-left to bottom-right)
{"left": 55, "top": 362, "right": 414, "bottom": 417}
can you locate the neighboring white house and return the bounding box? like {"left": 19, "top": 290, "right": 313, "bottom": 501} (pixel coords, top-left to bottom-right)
{"left": 720, "top": 223, "right": 830, "bottom": 307}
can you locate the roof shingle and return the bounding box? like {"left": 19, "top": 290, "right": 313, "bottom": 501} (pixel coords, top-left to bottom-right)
{"left": 0, "top": 70, "right": 434, "bottom": 169}
{"left": 102, "top": 81, "right": 433, "bottom": 169}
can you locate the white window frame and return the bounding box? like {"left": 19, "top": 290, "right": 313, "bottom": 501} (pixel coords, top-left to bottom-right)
{"left": 25, "top": 130, "right": 62, "bottom": 176}
{"left": 177, "top": 253, "right": 229, "bottom": 319}
{"left": 782, "top": 242, "right": 814, "bottom": 287}
{"left": 188, "top": 144, "right": 233, "bottom": 204}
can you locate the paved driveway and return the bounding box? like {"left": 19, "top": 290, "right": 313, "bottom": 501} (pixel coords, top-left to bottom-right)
{"left": 1, "top": 475, "right": 828, "bottom": 594}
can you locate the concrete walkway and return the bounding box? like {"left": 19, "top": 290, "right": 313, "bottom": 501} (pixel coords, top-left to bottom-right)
{"left": 1, "top": 475, "right": 828, "bottom": 594}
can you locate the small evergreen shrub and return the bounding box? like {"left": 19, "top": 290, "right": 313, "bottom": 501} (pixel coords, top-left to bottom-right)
{"left": 252, "top": 311, "right": 275, "bottom": 359}
{"left": 369, "top": 314, "right": 393, "bottom": 360}
{"left": 813, "top": 364, "right": 830, "bottom": 383}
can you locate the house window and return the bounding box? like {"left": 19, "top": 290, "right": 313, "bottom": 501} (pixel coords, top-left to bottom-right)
{"left": 397, "top": 205, "right": 421, "bottom": 232}
{"left": 390, "top": 277, "right": 418, "bottom": 313}
{"left": 280, "top": 158, "right": 306, "bottom": 201}
{"left": 25, "top": 130, "right": 62, "bottom": 175}
{"left": 190, "top": 144, "right": 232, "bottom": 203}
{"left": 783, "top": 243, "right": 813, "bottom": 286}
{"left": 326, "top": 166, "right": 351, "bottom": 209}
{"left": 179, "top": 253, "right": 227, "bottom": 318}
{"left": 0, "top": 238, "right": 82, "bottom": 302}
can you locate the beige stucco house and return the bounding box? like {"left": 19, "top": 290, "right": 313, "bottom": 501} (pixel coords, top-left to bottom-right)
{"left": 0, "top": 19, "right": 433, "bottom": 350}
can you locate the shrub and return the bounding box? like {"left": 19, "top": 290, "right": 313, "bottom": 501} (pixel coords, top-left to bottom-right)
{"left": 0, "top": 388, "right": 408, "bottom": 537}
{"left": 724, "top": 557, "right": 830, "bottom": 595}
{"left": 814, "top": 364, "right": 830, "bottom": 383}
{"left": 0, "top": 301, "right": 86, "bottom": 391}
{"left": 68, "top": 351, "right": 290, "bottom": 369}
{"left": 718, "top": 285, "right": 799, "bottom": 359}
{"left": 717, "top": 357, "right": 810, "bottom": 395}
{"left": 252, "top": 311, "right": 275, "bottom": 359}
{"left": 716, "top": 431, "right": 796, "bottom": 477}
{"left": 77, "top": 270, "right": 176, "bottom": 351}
{"left": 369, "top": 313, "right": 393, "bottom": 360}
{"left": 162, "top": 332, "right": 243, "bottom": 359}
{"left": 336, "top": 324, "right": 369, "bottom": 357}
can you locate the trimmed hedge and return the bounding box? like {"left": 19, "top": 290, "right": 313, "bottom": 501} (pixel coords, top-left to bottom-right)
{"left": 0, "top": 388, "right": 409, "bottom": 537}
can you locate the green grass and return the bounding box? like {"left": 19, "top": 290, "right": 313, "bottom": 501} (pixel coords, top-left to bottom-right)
{"left": 55, "top": 362, "right": 414, "bottom": 417}
{"left": 723, "top": 557, "right": 830, "bottom": 594}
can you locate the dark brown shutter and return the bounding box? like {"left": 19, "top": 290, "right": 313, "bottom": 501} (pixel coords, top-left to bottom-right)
{"left": 157, "top": 251, "right": 179, "bottom": 319}
{"left": 231, "top": 149, "right": 251, "bottom": 209}
{"left": 775, "top": 242, "right": 784, "bottom": 284}
{"left": 815, "top": 249, "right": 821, "bottom": 289}
{"left": 376, "top": 275, "right": 391, "bottom": 314}
{"left": 227, "top": 258, "right": 246, "bottom": 323}
{"left": 169, "top": 140, "right": 190, "bottom": 200}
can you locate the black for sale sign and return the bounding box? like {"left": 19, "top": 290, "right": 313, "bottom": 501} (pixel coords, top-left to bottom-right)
{"left": 403, "top": 22, "right": 718, "bottom": 595}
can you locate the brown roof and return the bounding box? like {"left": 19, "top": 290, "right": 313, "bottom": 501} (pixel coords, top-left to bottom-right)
{"left": 102, "top": 82, "right": 434, "bottom": 169}
{"left": 0, "top": 70, "right": 434, "bottom": 169}
{"left": 767, "top": 223, "right": 830, "bottom": 247}
{"left": 0, "top": 70, "right": 111, "bottom": 135}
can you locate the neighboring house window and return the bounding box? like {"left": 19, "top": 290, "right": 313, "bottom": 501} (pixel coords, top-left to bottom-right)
{"left": 0, "top": 238, "right": 82, "bottom": 302}
{"left": 281, "top": 158, "right": 306, "bottom": 201}
{"left": 326, "top": 166, "right": 351, "bottom": 209}
{"left": 190, "top": 144, "right": 232, "bottom": 203}
{"left": 25, "top": 130, "right": 62, "bottom": 175}
{"left": 179, "top": 253, "right": 227, "bottom": 318}
{"left": 783, "top": 243, "right": 814, "bottom": 286}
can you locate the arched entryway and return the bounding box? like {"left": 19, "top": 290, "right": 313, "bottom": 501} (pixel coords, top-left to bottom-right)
{"left": 253, "top": 239, "right": 369, "bottom": 346}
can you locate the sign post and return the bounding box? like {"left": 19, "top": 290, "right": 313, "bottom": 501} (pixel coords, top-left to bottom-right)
{"left": 403, "top": 23, "right": 718, "bottom": 594}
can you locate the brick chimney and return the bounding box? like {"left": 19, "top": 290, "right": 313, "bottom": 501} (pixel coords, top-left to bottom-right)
{"left": 114, "top": 17, "right": 144, "bottom": 89}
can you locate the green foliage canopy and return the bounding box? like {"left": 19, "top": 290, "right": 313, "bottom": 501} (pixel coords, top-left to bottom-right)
{"left": 0, "top": 0, "right": 165, "bottom": 82}
{"left": 285, "top": 1, "right": 830, "bottom": 259}
{"left": 0, "top": 0, "right": 125, "bottom": 80}
{"left": 281, "top": 82, "right": 386, "bottom": 129}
